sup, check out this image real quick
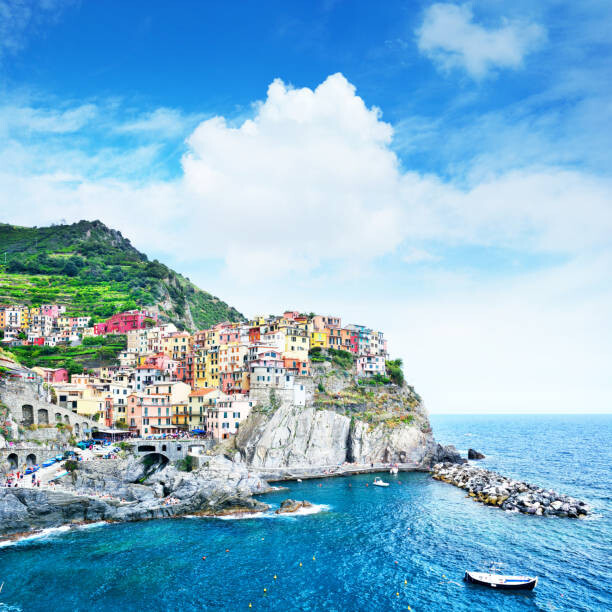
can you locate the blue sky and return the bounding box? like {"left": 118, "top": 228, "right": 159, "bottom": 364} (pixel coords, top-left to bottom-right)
{"left": 1, "top": 0, "right": 611, "bottom": 413}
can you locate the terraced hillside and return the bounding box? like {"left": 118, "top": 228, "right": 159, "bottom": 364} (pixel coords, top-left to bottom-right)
{"left": 9, "top": 336, "right": 127, "bottom": 375}
{"left": 0, "top": 220, "right": 244, "bottom": 329}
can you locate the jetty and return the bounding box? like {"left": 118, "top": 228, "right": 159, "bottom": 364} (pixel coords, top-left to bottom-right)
{"left": 432, "top": 462, "right": 590, "bottom": 518}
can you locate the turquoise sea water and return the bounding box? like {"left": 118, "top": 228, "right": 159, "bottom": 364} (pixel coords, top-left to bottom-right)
{"left": 1, "top": 414, "right": 611, "bottom": 611}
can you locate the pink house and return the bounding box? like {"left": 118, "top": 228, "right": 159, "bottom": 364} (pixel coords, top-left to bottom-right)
{"left": 219, "top": 328, "right": 240, "bottom": 344}
{"left": 34, "top": 367, "right": 69, "bottom": 383}
{"left": 94, "top": 309, "right": 157, "bottom": 335}
{"left": 143, "top": 352, "right": 175, "bottom": 373}
{"left": 40, "top": 304, "right": 65, "bottom": 318}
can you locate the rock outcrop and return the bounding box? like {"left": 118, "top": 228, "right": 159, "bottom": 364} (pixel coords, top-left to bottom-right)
{"left": 468, "top": 448, "right": 485, "bottom": 460}
{"left": 236, "top": 403, "right": 463, "bottom": 470}
{"left": 237, "top": 405, "right": 350, "bottom": 469}
{"left": 0, "top": 454, "right": 270, "bottom": 538}
{"left": 275, "top": 499, "right": 313, "bottom": 514}
{"left": 432, "top": 463, "right": 589, "bottom": 518}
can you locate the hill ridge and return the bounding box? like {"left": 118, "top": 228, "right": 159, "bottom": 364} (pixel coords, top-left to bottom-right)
{"left": 0, "top": 220, "right": 244, "bottom": 330}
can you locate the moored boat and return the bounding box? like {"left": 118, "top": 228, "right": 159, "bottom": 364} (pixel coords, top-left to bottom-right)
{"left": 373, "top": 477, "right": 389, "bottom": 487}
{"left": 464, "top": 571, "right": 538, "bottom": 590}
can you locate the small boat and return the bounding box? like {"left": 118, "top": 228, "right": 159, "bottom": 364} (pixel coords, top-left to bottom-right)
{"left": 390, "top": 466, "right": 399, "bottom": 474}
{"left": 373, "top": 477, "right": 389, "bottom": 487}
{"left": 464, "top": 571, "right": 538, "bottom": 590}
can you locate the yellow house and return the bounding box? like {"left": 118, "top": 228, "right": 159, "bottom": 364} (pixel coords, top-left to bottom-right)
{"left": 171, "top": 402, "right": 189, "bottom": 429}
{"left": 202, "top": 350, "right": 219, "bottom": 389}
{"left": 284, "top": 329, "right": 310, "bottom": 359}
{"left": 20, "top": 307, "right": 30, "bottom": 328}
{"left": 205, "top": 329, "right": 220, "bottom": 351}
{"left": 218, "top": 342, "right": 247, "bottom": 373}
{"left": 0, "top": 309, "right": 5, "bottom": 329}
{"left": 76, "top": 397, "right": 106, "bottom": 419}
{"left": 193, "top": 350, "right": 207, "bottom": 388}
{"left": 187, "top": 388, "right": 221, "bottom": 430}
{"left": 161, "top": 332, "right": 193, "bottom": 361}
{"left": 310, "top": 331, "right": 328, "bottom": 350}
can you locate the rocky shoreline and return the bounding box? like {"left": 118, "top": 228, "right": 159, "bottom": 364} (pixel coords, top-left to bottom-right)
{"left": 432, "top": 462, "right": 590, "bottom": 518}
{"left": 0, "top": 444, "right": 463, "bottom": 541}
{"left": 0, "top": 454, "right": 271, "bottom": 539}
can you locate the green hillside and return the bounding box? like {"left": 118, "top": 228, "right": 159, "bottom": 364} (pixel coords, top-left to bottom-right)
{"left": 9, "top": 335, "right": 127, "bottom": 375}
{"left": 0, "top": 220, "right": 244, "bottom": 329}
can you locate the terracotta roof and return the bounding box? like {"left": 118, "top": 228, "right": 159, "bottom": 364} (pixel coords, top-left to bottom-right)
{"left": 189, "top": 388, "right": 215, "bottom": 397}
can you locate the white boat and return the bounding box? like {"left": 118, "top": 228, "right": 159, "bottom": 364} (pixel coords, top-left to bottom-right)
{"left": 390, "top": 466, "right": 399, "bottom": 474}
{"left": 464, "top": 571, "right": 538, "bottom": 591}
{"left": 373, "top": 477, "right": 389, "bottom": 487}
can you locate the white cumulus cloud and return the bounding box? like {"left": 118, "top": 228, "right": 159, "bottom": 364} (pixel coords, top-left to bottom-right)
{"left": 416, "top": 3, "right": 546, "bottom": 79}
{"left": 1, "top": 72, "right": 611, "bottom": 413}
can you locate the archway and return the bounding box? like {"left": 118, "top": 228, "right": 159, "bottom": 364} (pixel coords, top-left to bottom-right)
{"left": 7, "top": 453, "right": 18, "bottom": 470}
{"left": 64, "top": 414, "right": 70, "bottom": 423}
{"left": 141, "top": 453, "right": 169, "bottom": 467}
{"left": 74, "top": 423, "right": 80, "bottom": 436}
{"left": 137, "top": 445, "right": 156, "bottom": 453}
{"left": 140, "top": 453, "right": 169, "bottom": 478}
{"left": 37, "top": 408, "right": 49, "bottom": 425}
{"left": 26, "top": 453, "right": 37, "bottom": 466}
{"left": 55, "top": 413, "right": 62, "bottom": 422}
{"left": 22, "top": 404, "right": 34, "bottom": 426}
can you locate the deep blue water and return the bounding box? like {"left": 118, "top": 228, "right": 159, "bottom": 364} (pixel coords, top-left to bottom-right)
{"left": 1, "top": 414, "right": 611, "bottom": 611}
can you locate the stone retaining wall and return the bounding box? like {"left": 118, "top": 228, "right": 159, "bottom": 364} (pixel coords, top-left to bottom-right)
{"left": 1, "top": 381, "right": 98, "bottom": 439}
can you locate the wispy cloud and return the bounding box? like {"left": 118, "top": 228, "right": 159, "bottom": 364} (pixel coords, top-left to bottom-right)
{"left": 114, "top": 107, "right": 205, "bottom": 138}
{"left": 402, "top": 248, "right": 440, "bottom": 264}
{"left": 0, "top": 0, "right": 77, "bottom": 63}
{"left": 416, "top": 3, "right": 546, "bottom": 79}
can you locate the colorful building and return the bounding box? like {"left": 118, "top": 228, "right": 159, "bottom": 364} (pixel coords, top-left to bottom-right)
{"left": 94, "top": 309, "right": 157, "bottom": 335}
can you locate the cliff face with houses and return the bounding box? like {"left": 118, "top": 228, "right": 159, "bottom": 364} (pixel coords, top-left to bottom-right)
{"left": 236, "top": 361, "right": 457, "bottom": 471}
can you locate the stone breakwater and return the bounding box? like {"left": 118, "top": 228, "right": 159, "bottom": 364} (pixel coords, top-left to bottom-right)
{"left": 432, "top": 463, "right": 590, "bottom": 518}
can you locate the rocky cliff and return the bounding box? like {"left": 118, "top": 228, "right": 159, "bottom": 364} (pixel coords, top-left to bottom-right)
{"left": 236, "top": 362, "right": 461, "bottom": 470}
{"left": 0, "top": 454, "right": 270, "bottom": 538}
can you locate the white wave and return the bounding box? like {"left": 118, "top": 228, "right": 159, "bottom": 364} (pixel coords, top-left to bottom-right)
{"left": 0, "top": 525, "right": 72, "bottom": 547}
{"left": 216, "top": 503, "right": 330, "bottom": 521}
{"left": 217, "top": 511, "right": 269, "bottom": 521}
{"left": 76, "top": 521, "right": 108, "bottom": 530}
{"left": 0, "top": 521, "right": 109, "bottom": 548}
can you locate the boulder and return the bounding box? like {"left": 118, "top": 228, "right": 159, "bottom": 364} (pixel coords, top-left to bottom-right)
{"left": 467, "top": 449, "right": 486, "bottom": 460}
{"left": 275, "top": 499, "right": 313, "bottom": 514}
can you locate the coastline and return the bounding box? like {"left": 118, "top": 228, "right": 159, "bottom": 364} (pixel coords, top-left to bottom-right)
{"left": 0, "top": 466, "right": 411, "bottom": 544}
{"left": 0, "top": 462, "right": 431, "bottom": 545}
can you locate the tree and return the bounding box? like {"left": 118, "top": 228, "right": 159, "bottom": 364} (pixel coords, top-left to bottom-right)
{"left": 63, "top": 260, "right": 79, "bottom": 277}
{"left": 386, "top": 359, "right": 404, "bottom": 386}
